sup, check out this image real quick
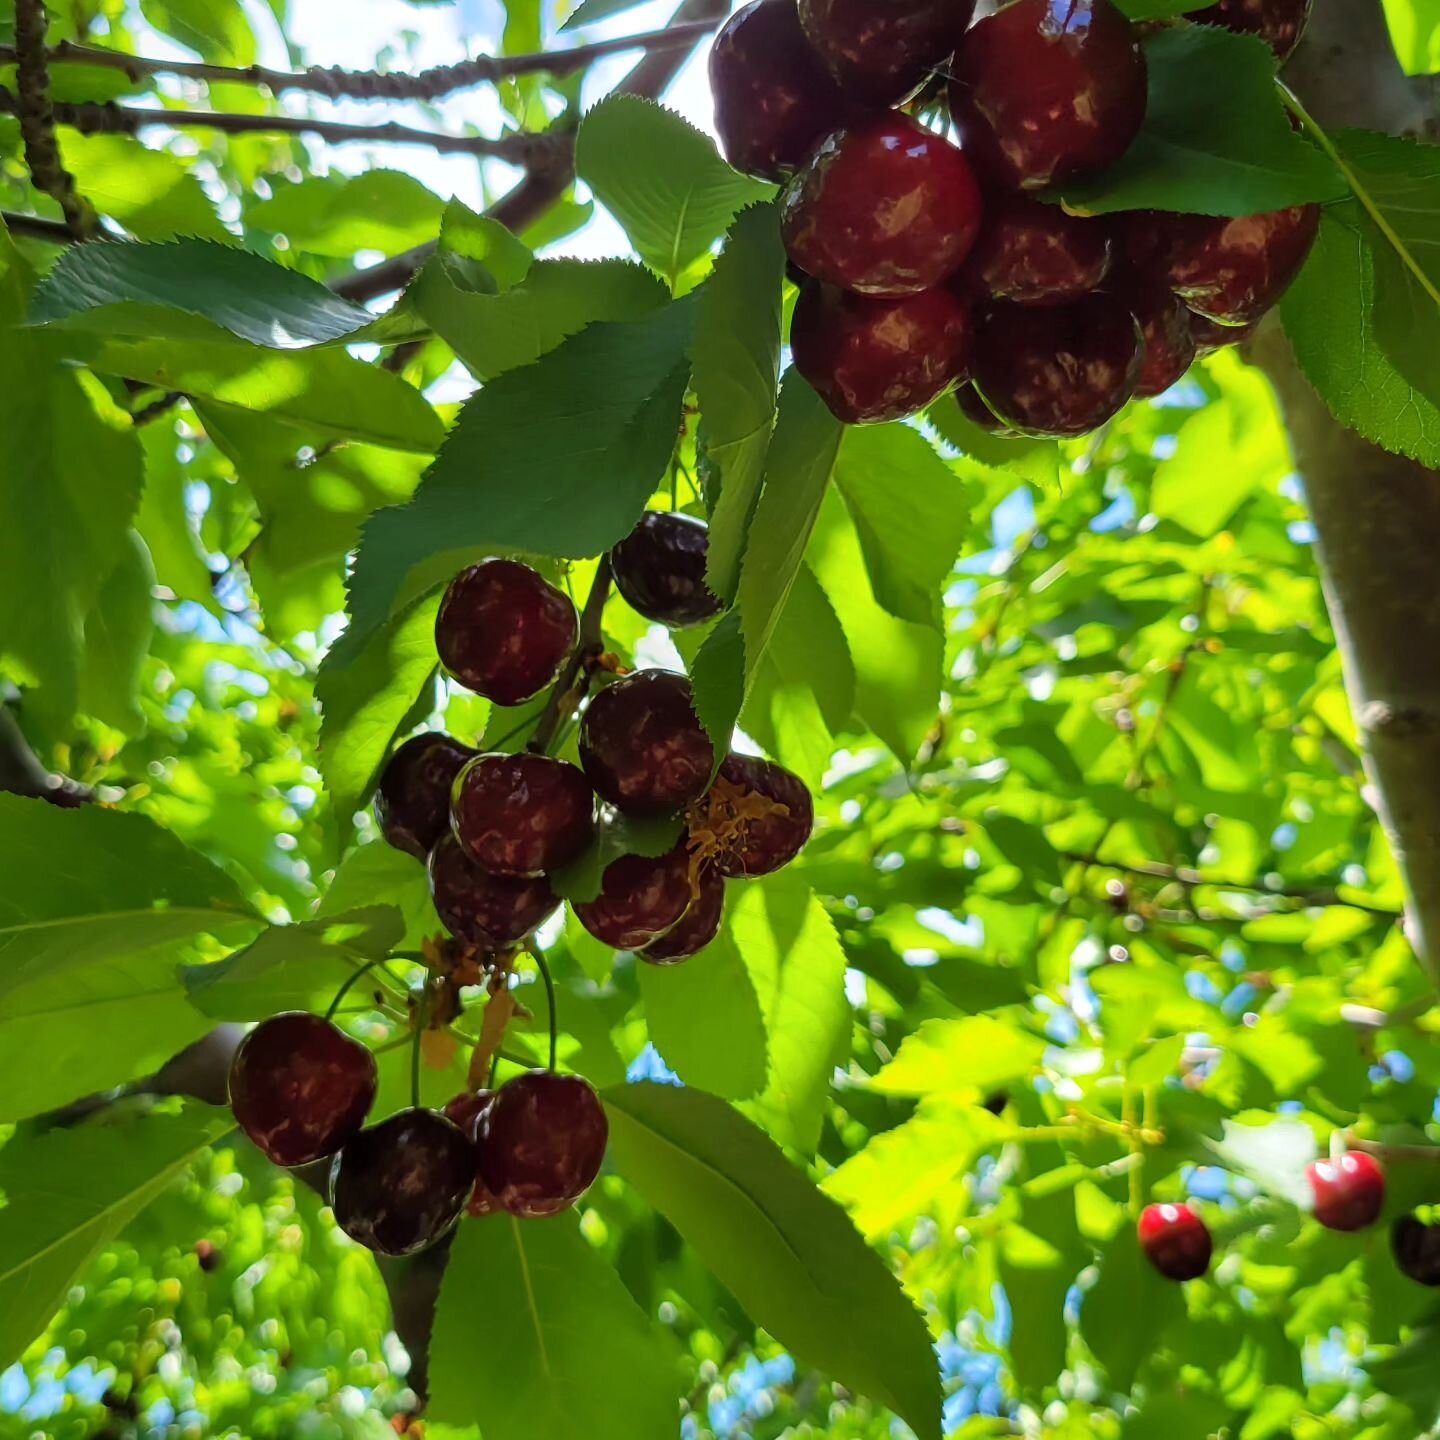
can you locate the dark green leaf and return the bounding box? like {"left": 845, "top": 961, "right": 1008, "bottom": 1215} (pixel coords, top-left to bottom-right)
{"left": 1083, "top": 1230, "right": 1186, "bottom": 1392}
{"left": 549, "top": 809, "right": 685, "bottom": 905}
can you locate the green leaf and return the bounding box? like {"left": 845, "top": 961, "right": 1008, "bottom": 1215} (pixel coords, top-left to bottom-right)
{"left": 562, "top": 0, "right": 647, "bottom": 28}
{"left": 428, "top": 1214, "right": 679, "bottom": 1440}
{"left": 78, "top": 529, "right": 155, "bottom": 737}
{"left": 59, "top": 132, "right": 228, "bottom": 242}
{"left": 1056, "top": 28, "right": 1345, "bottom": 216}
{"left": 871, "top": 1016, "right": 1044, "bottom": 1097}
{"left": 0, "top": 1102, "right": 236, "bottom": 1367}
{"left": 245, "top": 170, "right": 446, "bottom": 257}
{"left": 576, "top": 96, "right": 774, "bottom": 288}
{"left": 1203, "top": 1117, "right": 1319, "bottom": 1205}
{"left": 999, "top": 1186, "right": 1086, "bottom": 1392}
{"left": 604, "top": 1083, "right": 942, "bottom": 1440}
{"left": 1114, "top": 0, "right": 1210, "bottom": 14}
{"left": 318, "top": 842, "right": 441, "bottom": 951}
{"left": 1082, "top": 1230, "right": 1186, "bottom": 1392}
{"left": 549, "top": 810, "right": 685, "bottom": 905}
{"left": 1383, "top": 0, "right": 1440, "bottom": 74}
{"left": 140, "top": 0, "right": 255, "bottom": 63}
{"left": 135, "top": 423, "right": 217, "bottom": 609}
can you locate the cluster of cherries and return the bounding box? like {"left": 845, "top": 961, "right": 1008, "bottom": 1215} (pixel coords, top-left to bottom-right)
{"left": 1139, "top": 1150, "right": 1440, "bottom": 1290}
{"left": 228, "top": 511, "right": 815, "bottom": 1257}
{"left": 711, "top": 0, "right": 1320, "bottom": 433}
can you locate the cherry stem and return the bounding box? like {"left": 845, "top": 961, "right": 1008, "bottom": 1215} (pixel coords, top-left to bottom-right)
{"left": 530, "top": 946, "right": 559, "bottom": 1072}
{"left": 527, "top": 555, "right": 613, "bottom": 756}
{"left": 411, "top": 987, "right": 427, "bottom": 1110}
{"left": 324, "top": 957, "right": 394, "bottom": 1022}
{"left": 1346, "top": 1135, "right": 1440, "bottom": 1163}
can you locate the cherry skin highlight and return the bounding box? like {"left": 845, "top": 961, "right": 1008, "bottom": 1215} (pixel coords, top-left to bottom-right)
{"left": 1139, "top": 1202, "right": 1213, "bottom": 1282}
{"left": 1119, "top": 270, "right": 1197, "bottom": 397}
{"left": 579, "top": 671, "right": 714, "bottom": 816}
{"left": 452, "top": 752, "right": 595, "bottom": 878}
{"left": 374, "top": 733, "right": 476, "bottom": 861}
{"left": 1307, "top": 1151, "right": 1385, "bottom": 1233}
{"left": 429, "top": 833, "right": 560, "bottom": 950}
{"left": 791, "top": 279, "right": 974, "bottom": 425}
{"left": 798, "top": 0, "right": 977, "bottom": 105}
{"left": 476, "top": 1071, "right": 609, "bottom": 1219}
{"left": 611, "top": 513, "right": 724, "bottom": 629}
{"left": 709, "top": 0, "right": 856, "bottom": 182}
{"left": 574, "top": 844, "right": 695, "bottom": 950}
{"left": 1193, "top": 0, "right": 1313, "bottom": 59}
{"left": 1393, "top": 1214, "right": 1440, "bottom": 1287}
{"left": 952, "top": 0, "right": 1148, "bottom": 191}
{"left": 781, "top": 112, "right": 984, "bottom": 297}
{"left": 702, "top": 754, "right": 815, "bottom": 879}
{"left": 435, "top": 558, "right": 578, "bottom": 707}
{"left": 642, "top": 867, "right": 727, "bottom": 964}
{"left": 443, "top": 1090, "right": 503, "bottom": 1217}
{"left": 330, "top": 1109, "right": 475, "bottom": 1257}
{"left": 963, "top": 194, "right": 1114, "bottom": 306}
{"left": 230, "top": 1012, "right": 378, "bottom": 1168}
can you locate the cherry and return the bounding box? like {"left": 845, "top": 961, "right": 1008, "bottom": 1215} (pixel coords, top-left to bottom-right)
{"left": 1190, "top": 310, "right": 1260, "bottom": 355}
{"left": 781, "top": 112, "right": 984, "bottom": 297}
{"left": 709, "top": 0, "right": 856, "bottom": 183}
{"left": 972, "top": 294, "right": 1143, "bottom": 437}
{"left": 698, "top": 754, "right": 814, "bottom": 879}
{"left": 374, "top": 733, "right": 476, "bottom": 861}
{"left": 951, "top": 0, "right": 1147, "bottom": 192}
{"left": 1119, "top": 271, "right": 1197, "bottom": 397}
{"left": 954, "top": 382, "right": 1021, "bottom": 436}
{"left": 330, "top": 1109, "right": 474, "bottom": 1256}
{"left": 435, "top": 558, "right": 578, "bottom": 707}
{"left": 1139, "top": 1202, "right": 1213, "bottom": 1282}
{"left": 573, "top": 844, "right": 694, "bottom": 950}
{"left": 452, "top": 752, "right": 595, "bottom": 878}
{"left": 791, "top": 279, "right": 974, "bottom": 426}
{"left": 1193, "top": 0, "right": 1312, "bottom": 59}
{"left": 443, "top": 1090, "right": 503, "bottom": 1217}
{"left": 963, "top": 194, "right": 1115, "bottom": 307}
{"left": 429, "top": 833, "right": 559, "bottom": 950}
{"left": 611, "top": 513, "right": 724, "bottom": 629}
{"left": 229, "top": 1012, "right": 377, "bottom": 1168}
{"left": 1307, "top": 1151, "right": 1385, "bottom": 1232}
{"left": 1393, "top": 1214, "right": 1440, "bottom": 1287}
{"left": 641, "top": 866, "right": 727, "bottom": 965}
{"left": 476, "top": 1071, "right": 609, "bottom": 1219}
{"left": 579, "top": 671, "right": 714, "bottom": 816}
{"left": 797, "top": 0, "right": 977, "bottom": 105}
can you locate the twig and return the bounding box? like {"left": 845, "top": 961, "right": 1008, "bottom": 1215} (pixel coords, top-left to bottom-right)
{"left": 1347, "top": 1136, "right": 1440, "bottom": 1163}
{"left": 131, "top": 391, "right": 185, "bottom": 426}
{"left": 528, "top": 557, "right": 613, "bottom": 757}
{"left": 1, "top": 207, "right": 86, "bottom": 244}
{"left": 0, "top": 706, "right": 91, "bottom": 806}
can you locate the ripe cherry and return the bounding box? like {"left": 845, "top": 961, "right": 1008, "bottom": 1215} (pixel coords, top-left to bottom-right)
{"left": 1139, "top": 1202, "right": 1213, "bottom": 1282}
{"left": 331, "top": 1109, "right": 474, "bottom": 1256}
{"left": 1193, "top": 0, "right": 1313, "bottom": 59}
{"left": 1190, "top": 311, "right": 1260, "bottom": 355}
{"left": 973, "top": 294, "right": 1143, "bottom": 437}
{"left": 435, "top": 558, "right": 578, "bottom": 707}
{"left": 611, "top": 513, "right": 724, "bottom": 629}
{"left": 1393, "top": 1214, "right": 1440, "bottom": 1287}
{"left": 443, "top": 1090, "right": 503, "bottom": 1217}
{"left": 1307, "top": 1151, "right": 1385, "bottom": 1232}
{"left": 574, "top": 844, "right": 694, "bottom": 950}
{"left": 429, "top": 833, "right": 559, "bottom": 950}
{"left": 952, "top": 0, "right": 1148, "bottom": 191}
{"left": 476, "top": 1071, "right": 609, "bottom": 1218}
{"left": 781, "top": 112, "right": 984, "bottom": 297}
{"left": 452, "top": 752, "right": 595, "bottom": 878}
{"left": 229, "top": 1012, "right": 377, "bottom": 1168}
{"left": 374, "top": 733, "right": 476, "bottom": 861}
{"left": 791, "top": 279, "right": 974, "bottom": 426}
{"left": 798, "top": 0, "right": 977, "bottom": 105}
{"left": 699, "top": 754, "right": 814, "bottom": 879}
{"left": 963, "top": 194, "right": 1115, "bottom": 307}
{"left": 579, "top": 671, "right": 714, "bottom": 816}
{"left": 709, "top": 0, "right": 856, "bottom": 182}
{"left": 954, "top": 382, "right": 1021, "bottom": 436}
{"left": 1119, "top": 271, "right": 1197, "bottom": 397}
{"left": 642, "top": 867, "right": 727, "bottom": 964}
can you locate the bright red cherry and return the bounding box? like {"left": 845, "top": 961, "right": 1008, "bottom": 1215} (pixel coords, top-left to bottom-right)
{"left": 579, "top": 671, "right": 714, "bottom": 816}
{"left": 641, "top": 866, "right": 727, "bottom": 964}
{"left": 709, "top": 0, "right": 856, "bottom": 182}
{"left": 429, "top": 833, "right": 559, "bottom": 951}
{"left": 791, "top": 279, "right": 974, "bottom": 426}
{"left": 1307, "top": 1151, "right": 1385, "bottom": 1232}
{"left": 1393, "top": 1214, "right": 1440, "bottom": 1287}
{"left": 1119, "top": 271, "right": 1197, "bottom": 397}
{"left": 781, "top": 112, "right": 984, "bottom": 297}
{"left": 611, "top": 513, "right": 724, "bottom": 629}
{"left": 573, "top": 845, "right": 694, "bottom": 950}
{"left": 443, "top": 1090, "right": 503, "bottom": 1217}
{"left": 973, "top": 294, "right": 1142, "bottom": 437}
{"left": 331, "top": 1109, "right": 474, "bottom": 1256}
{"left": 229, "top": 1013, "right": 377, "bottom": 1168}
{"left": 374, "top": 733, "right": 476, "bottom": 860}
{"left": 452, "top": 752, "right": 595, "bottom": 878}
{"left": 963, "top": 194, "right": 1114, "bottom": 306}
{"left": 954, "top": 382, "right": 1021, "bottom": 436}
{"left": 476, "top": 1071, "right": 609, "bottom": 1218}
{"left": 1139, "top": 1202, "right": 1213, "bottom": 1282}
{"left": 1193, "top": 0, "right": 1312, "bottom": 59}
{"left": 798, "top": 0, "right": 977, "bottom": 105}
{"left": 951, "top": 0, "right": 1148, "bottom": 191}
{"left": 435, "top": 558, "right": 578, "bottom": 707}
{"left": 1189, "top": 310, "right": 1260, "bottom": 355}
{"left": 695, "top": 754, "right": 815, "bottom": 879}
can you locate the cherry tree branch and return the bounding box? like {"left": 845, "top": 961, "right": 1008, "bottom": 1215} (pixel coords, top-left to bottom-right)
{"left": 0, "top": 706, "right": 92, "bottom": 806}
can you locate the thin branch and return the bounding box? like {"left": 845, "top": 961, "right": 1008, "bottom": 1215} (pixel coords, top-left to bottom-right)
{"left": 131, "top": 390, "right": 185, "bottom": 426}
{"left": 528, "top": 557, "right": 613, "bottom": 757}
{"left": 1, "top": 207, "right": 80, "bottom": 243}
{"left": 0, "top": 706, "right": 92, "bottom": 806}
{"left": 1347, "top": 1136, "right": 1440, "bottom": 1163}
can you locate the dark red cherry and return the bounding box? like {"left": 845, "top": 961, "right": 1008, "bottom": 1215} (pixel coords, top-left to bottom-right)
{"left": 1393, "top": 1214, "right": 1440, "bottom": 1287}
{"left": 703, "top": 754, "right": 814, "bottom": 879}
{"left": 1119, "top": 271, "right": 1197, "bottom": 397}
{"left": 963, "top": 194, "right": 1114, "bottom": 306}
{"left": 641, "top": 867, "right": 726, "bottom": 965}
{"left": 429, "top": 833, "right": 559, "bottom": 950}
{"left": 954, "top": 382, "right": 1021, "bottom": 436}
{"left": 709, "top": 0, "right": 856, "bottom": 182}
{"left": 579, "top": 671, "right": 714, "bottom": 816}
{"left": 951, "top": 0, "right": 1147, "bottom": 191}
{"left": 374, "top": 733, "right": 476, "bottom": 861}
{"left": 797, "top": 0, "right": 977, "bottom": 104}
{"left": 781, "top": 112, "right": 984, "bottom": 297}
{"left": 1139, "top": 1202, "right": 1213, "bottom": 1282}
{"left": 573, "top": 845, "right": 694, "bottom": 950}
{"left": 611, "top": 513, "right": 724, "bottom": 629}
{"left": 1189, "top": 310, "right": 1260, "bottom": 355}
{"left": 476, "top": 1071, "right": 609, "bottom": 1219}
{"left": 435, "top": 558, "right": 578, "bottom": 707}
{"left": 1307, "top": 1152, "right": 1385, "bottom": 1233}
{"left": 443, "top": 1090, "right": 503, "bottom": 1217}
{"left": 229, "top": 1012, "right": 377, "bottom": 1168}
{"left": 973, "top": 294, "right": 1143, "bottom": 437}
{"left": 792, "top": 279, "right": 973, "bottom": 426}
{"left": 452, "top": 753, "right": 595, "bottom": 878}
{"left": 1193, "top": 0, "right": 1312, "bottom": 59}
{"left": 331, "top": 1109, "right": 474, "bottom": 1256}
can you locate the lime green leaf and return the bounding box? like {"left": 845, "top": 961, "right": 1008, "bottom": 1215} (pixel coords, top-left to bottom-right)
{"left": 135, "top": 423, "right": 216, "bottom": 608}
{"left": 246, "top": 170, "right": 445, "bottom": 257}
{"left": 1382, "top": 0, "right": 1440, "bottom": 74}
{"left": 318, "top": 843, "right": 441, "bottom": 952}
{"left": 688, "top": 610, "right": 746, "bottom": 763}
{"left": 78, "top": 529, "right": 154, "bottom": 737}
{"left": 1204, "top": 1117, "right": 1319, "bottom": 1205}
{"left": 872, "top": 1016, "right": 1044, "bottom": 1097}
{"left": 60, "top": 132, "right": 228, "bottom": 242}
{"left": 140, "top": 0, "right": 255, "bottom": 63}
{"left": 999, "top": 1186, "right": 1086, "bottom": 1392}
